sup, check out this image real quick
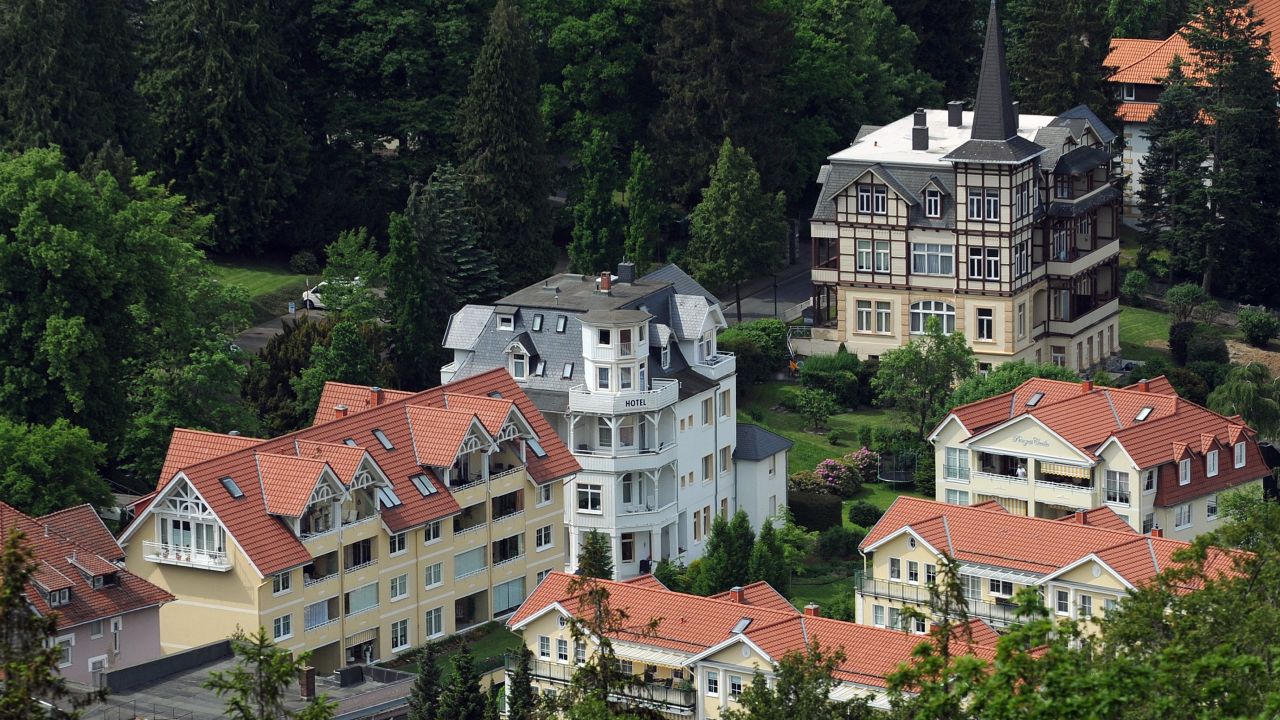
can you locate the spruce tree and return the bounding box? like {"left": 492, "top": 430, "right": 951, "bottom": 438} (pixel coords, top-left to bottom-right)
{"left": 693, "top": 514, "right": 734, "bottom": 596}
{"left": 140, "top": 0, "right": 309, "bottom": 253}
{"left": 204, "top": 629, "right": 336, "bottom": 720}
{"left": 506, "top": 646, "right": 537, "bottom": 720}
{"left": 291, "top": 321, "right": 382, "bottom": 414}
{"left": 1005, "top": 0, "right": 1115, "bottom": 117}
{"left": 749, "top": 520, "right": 790, "bottom": 595}
{"left": 431, "top": 165, "right": 501, "bottom": 306}
{"left": 458, "top": 0, "right": 554, "bottom": 291}
{"left": 686, "top": 139, "right": 787, "bottom": 322}
{"left": 0, "top": 0, "right": 147, "bottom": 165}
{"left": 651, "top": 0, "right": 792, "bottom": 204}
{"left": 1137, "top": 58, "right": 1212, "bottom": 281}
{"left": 624, "top": 144, "right": 662, "bottom": 271}
{"left": 727, "top": 510, "right": 757, "bottom": 588}
{"left": 437, "top": 649, "right": 485, "bottom": 720}
{"left": 1184, "top": 0, "right": 1280, "bottom": 300}
{"left": 407, "top": 643, "right": 440, "bottom": 720}
{"left": 385, "top": 178, "right": 465, "bottom": 389}
{"left": 576, "top": 530, "right": 615, "bottom": 579}
{"left": 568, "top": 129, "right": 624, "bottom": 275}
{"left": 885, "top": 0, "right": 981, "bottom": 100}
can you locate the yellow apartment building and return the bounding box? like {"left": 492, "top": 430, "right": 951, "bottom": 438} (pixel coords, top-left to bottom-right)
{"left": 119, "top": 369, "right": 578, "bottom": 672}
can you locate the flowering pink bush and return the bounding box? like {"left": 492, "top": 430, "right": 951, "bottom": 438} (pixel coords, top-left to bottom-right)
{"left": 787, "top": 470, "right": 831, "bottom": 495}
{"left": 843, "top": 447, "right": 881, "bottom": 487}
{"left": 815, "top": 458, "right": 859, "bottom": 497}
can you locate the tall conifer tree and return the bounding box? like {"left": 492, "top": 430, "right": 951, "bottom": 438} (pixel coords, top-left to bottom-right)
{"left": 1005, "top": 0, "right": 1115, "bottom": 117}
{"left": 458, "top": 0, "right": 554, "bottom": 291}
{"left": 436, "top": 649, "right": 485, "bottom": 720}
{"left": 568, "top": 129, "right": 623, "bottom": 274}
{"left": 624, "top": 144, "right": 662, "bottom": 271}
{"left": 141, "top": 0, "right": 309, "bottom": 253}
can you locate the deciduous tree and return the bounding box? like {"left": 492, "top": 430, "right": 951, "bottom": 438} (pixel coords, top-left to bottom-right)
{"left": 0, "top": 419, "right": 111, "bottom": 517}
{"left": 1207, "top": 363, "right": 1280, "bottom": 439}
{"left": 947, "top": 361, "right": 1078, "bottom": 410}
{"left": 722, "top": 642, "right": 875, "bottom": 720}
{"left": 872, "top": 318, "right": 977, "bottom": 439}
{"left": 291, "top": 322, "right": 382, "bottom": 415}
{"left": 623, "top": 144, "right": 662, "bottom": 271}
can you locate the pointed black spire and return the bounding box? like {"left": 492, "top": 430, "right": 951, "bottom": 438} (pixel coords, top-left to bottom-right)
{"left": 971, "top": 0, "right": 1017, "bottom": 141}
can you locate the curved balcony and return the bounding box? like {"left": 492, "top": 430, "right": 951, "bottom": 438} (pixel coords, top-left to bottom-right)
{"left": 574, "top": 442, "right": 678, "bottom": 474}
{"left": 568, "top": 378, "right": 679, "bottom": 415}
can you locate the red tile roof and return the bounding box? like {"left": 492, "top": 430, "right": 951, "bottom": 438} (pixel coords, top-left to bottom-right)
{"left": 157, "top": 429, "right": 264, "bottom": 489}
{"left": 293, "top": 440, "right": 367, "bottom": 484}
{"left": 1107, "top": 5, "right": 1280, "bottom": 88}
{"left": 38, "top": 504, "right": 123, "bottom": 561}
{"left": 125, "top": 369, "right": 579, "bottom": 577}
{"left": 621, "top": 575, "right": 669, "bottom": 591}
{"left": 1116, "top": 102, "right": 1159, "bottom": 122}
{"left": 256, "top": 453, "right": 330, "bottom": 517}
{"left": 861, "top": 497, "right": 1238, "bottom": 587}
{"left": 406, "top": 406, "right": 482, "bottom": 467}
{"left": 510, "top": 573, "right": 997, "bottom": 690}
{"left": 1, "top": 501, "right": 173, "bottom": 630}
{"left": 443, "top": 394, "right": 517, "bottom": 436}
{"left": 1054, "top": 506, "right": 1136, "bottom": 533}
{"left": 708, "top": 582, "right": 799, "bottom": 613}
{"left": 312, "top": 383, "right": 414, "bottom": 424}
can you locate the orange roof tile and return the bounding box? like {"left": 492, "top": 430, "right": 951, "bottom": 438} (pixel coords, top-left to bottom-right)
{"left": 38, "top": 504, "right": 122, "bottom": 561}
{"left": 157, "top": 429, "right": 264, "bottom": 489}
{"left": 294, "top": 440, "right": 367, "bottom": 484}
{"left": 1054, "top": 506, "right": 1136, "bottom": 533}
{"left": 708, "top": 581, "right": 800, "bottom": 613}
{"left": 511, "top": 573, "right": 997, "bottom": 690}
{"left": 1116, "top": 102, "right": 1159, "bottom": 122}
{"left": 313, "top": 383, "right": 414, "bottom": 424}
{"left": 1107, "top": 5, "right": 1280, "bottom": 87}
{"left": 125, "top": 369, "right": 579, "bottom": 577}
{"left": 406, "top": 405, "right": 483, "bottom": 467}
{"left": 1, "top": 501, "right": 173, "bottom": 630}
{"left": 255, "top": 453, "right": 330, "bottom": 517}
{"left": 621, "top": 575, "right": 669, "bottom": 591}
{"left": 443, "top": 393, "right": 517, "bottom": 436}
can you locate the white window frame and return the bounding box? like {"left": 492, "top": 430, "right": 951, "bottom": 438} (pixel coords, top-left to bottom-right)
{"left": 391, "top": 619, "right": 410, "bottom": 652}
{"left": 976, "top": 308, "right": 994, "bottom": 341}
{"left": 924, "top": 188, "right": 941, "bottom": 218}
{"left": 536, "top": 484, "right": 553, "bottom": 507}
{"left": 1056, "top": 590, "right": 1070, "bottom": 615}
{"left": 856, "top": 300, "right": 872, "bottom": 332}
{"left": 889, "top": 558, "right": 901, "bottom": 580}
{"left": 55, "top": 634, "right": 74, "bottom": 668}
{"left": 874, "top": 240, "right": 890, "bottom": 272}
{"left": 577, "top": 483, "right": 602, "bottom": 513}
{"left": 1206, "top": 450, "right": 1219, "bottom": 477}
{"left": 425, "top": 607, "right": 444, "bottom": 639}
{"left": 273, "top": 613, "right": 292, "bottom": 641}
{"left": 989, "top": 578, "right": 1014, "bottom": 597}
{"left": 90, "top": 620, "right": 103, "bottom": 639}
{"left": 944, "top": 447, "right": 970, "bottom": 481}
{"left": 272, "top": 571, "right": 292, "bottom": 595}
{"left": 390, "top": 574, "right": 408, "bottom": 602}
{"left": 536, "top": 525, "right": 553, "bottom": 551}
{"left": 967, "top": 190, "right": 983, "bottom": 220}
{"left": 388, "top": 532, "right": 407, "bottom": 557}
{"left": 907, "top": 560, "right": 919, "bottom": 584}
{"left": 909, "top": 300, "right": 956, "bottom": 334}
{"left": 557, "top": 638, "right": 570, "bottom": 663}
{"left": 856, "top": 239, "right": 872, "bottom": 271}
{"left": 1143, "top": 469, "right": 1156, "bottom": 494}
{"left": 1104, "top": 470, "right": 1130, "bottom": 506}
{"left": 873, "top": 605, "right": 886, "bottom": 626}
{"left": 945, "top": 488, "right": 970, "bottom": 505}
{"left": 1207, "top": 494, "right": 1219, "bottom": 520}
{"left": 539, "top": 636, "right": 551, "bottom": 659}
{"left": 424, "top": 562, "right": 443, "bottom": 589}
{"left": 706, "top": 670, "right": 720, "bottom": 696}
{"left": 1179, "top": 458, "right": 1191, "bottom": 486}
{"left": 1123, "top": 83, "right": 1136, "bottom": 100}
{"left": 1175, "top": 502, "right": 1192, "bottom": 529}
{"left": 511, "top": 352, "right": 527, "bottom": 380}
{"left": 424, "top": 520, "right": 442, "bottom": 544}
{"left": 1235, "top": 442, "right": 1247, "bottom": 468}
{"left": 729, "top": 674, "right": 744, "bottom": 699}
{"left": 857, "top": 185, "right": 873, "bottom": 213}
{"left": 875, "top": 301, "right": 891, "bottom": 334}
{"left": 984, "top": 189, "right": 1000, "bottom": 221}
{"left": 911, "top": 243, "right": 954, "bottom": 277}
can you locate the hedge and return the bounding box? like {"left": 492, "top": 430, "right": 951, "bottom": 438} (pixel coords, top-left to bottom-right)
{"left": 789, "top": 491, "right": 843, "bottom": 532}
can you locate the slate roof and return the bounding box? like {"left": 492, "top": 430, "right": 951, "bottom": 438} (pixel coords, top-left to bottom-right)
{"left": 733, "top": 424, "right": 793, "bottom": 462}
{"left": 443, "top": 305, "right": 496, "bottom": 351}
{"left": 1054, "top": 146, "right": 1112, "bottom": 176}
{"left": 510, "top": 572, "right": 999, "bottom": 690}
{"left": 127, "top": 369, "right": 579, "bottom": 578}
{"left": 639, "top": 264, "right": 715, "bottom": 301}
{"left": 1053, "top": 105, "right": 1119, "bottom": 144}
{"left": 2, "top": 501, "right": 173, "bottom": 631}
{"left": 969, "top": 0, "right": 1018, "bottom": 142}
{"left": 38, "top": 504, "right": 123, "bottom": 562}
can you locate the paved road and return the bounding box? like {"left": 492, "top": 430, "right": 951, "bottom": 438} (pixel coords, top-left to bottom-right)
{"left": 234, "top": 308, "right": 326, "bottom": 355}
{"left": 723, "top": 262, "right": 811, "bottom": 325}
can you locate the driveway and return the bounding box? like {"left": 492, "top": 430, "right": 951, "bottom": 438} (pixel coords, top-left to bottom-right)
{"left": 234, "top": 308, "right": 326, "bottom": 355}
{"left": 723, "top": 262, "right": 811, "bottom": 325}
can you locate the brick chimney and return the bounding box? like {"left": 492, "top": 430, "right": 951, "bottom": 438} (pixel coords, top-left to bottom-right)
{"left": 1074, "top": 510, "right": 1086, "bottom": 524}
{"left": 803, "top": 604, "right": 821, "bottom": 617}
{"left": 334, "top": 404, "right": 349, "bottom": 419}
{"left": 1138, "top": 378, "right": 1150, "bottom": 392}
{"left": 729, "top": 586, "right": 745, "bottom": 604}
{"left": 299, "top": 665, "right": 316, "bottom": 700}
{"left": 1150, "top": 528, "right": 1163, "bottom": 538}
{"left": 599, "top": 271, "right": 612, "bottom": 293}
{"left": 1081, "top": 380, "right": 1093, "bottom": 394}
{"left": 370, "top": 386, "right": 384, "bottom": 407}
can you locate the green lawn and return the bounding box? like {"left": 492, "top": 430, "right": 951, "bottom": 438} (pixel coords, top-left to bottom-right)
{"left": 789, "top": 575, "right": 855, "bottom": 610}
{"left": 738, "top": 382, "right": 910, "bottom": 474}
{"left": 1119, "top": 305, "right": 1172, "bottom": 363}
{"left": 211, "top": 258, "right": 312, "bottom": 325}
{"left": 386, "top": 621, "right": 522, "bottom": 678}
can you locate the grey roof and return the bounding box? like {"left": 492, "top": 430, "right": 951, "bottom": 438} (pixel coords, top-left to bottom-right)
{"left": 670, "top": 294, "right": 712, "bottom": 339}
{"left": 582, "top": 309, "right": 652, "bottom": 325}
{"left": 1053, "top": 105, "right": 1118, "bottom": 144}
{"left": 734, "top": 424, "right": 793, "bottom": 461}
{"left": 501, "top": 273, "right": 666, "bottom": 312}
{"left": 443, "top": 305, "right": 494, "bottom": 350}
{"left": 1053, "top": 146, "right": 1110, "bottom": 176}
{"left": 640, "top": 264, "right": 716, "bottom": 302}
{"left": 812, "top": 161, "right": 956, "bottom": 229}
{"left": 1046, "top": 185, "right": 1122, "bottom": 217}
{"left": 854, "top": 125, "right": 883, "bottom": 141}
{"left": 1030, "top": 126, "right": 1075, "bottom": 170}
{"left": 944, "top": 135, "right": 1045, "bottom": 164}
{"left": 969, "top": 0, "right": 1018, "bottom": 143}
{"left": 654, "top": 323, "right": 674, "bottom": 348}
{"left": 867, "top": 164, "right": 919, "bottom": 206}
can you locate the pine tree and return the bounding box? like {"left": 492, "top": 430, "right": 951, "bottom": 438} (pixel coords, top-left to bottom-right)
{"left": 204, "top": 628, "right": 336, "bottom": 720}
{"left": 0, "top": 529, "right": 105, "bottom": 718}
{"left": 624, "top": 144, "right": 662, "bottom": 271}
{"left": 686, "top": 139, "right": 787, "bottom": 322}
{"left": 569, "top": 129, "right": 624, "bottom": 274}
{"left": 727, "top": 510, "right": 757, "bottom": 588}
{"left": 694, "top": 515, "right": 734, "bottom": 595}
{"left": 458, "top": 0, "right": 554, "bottom": 291}
{"left": 1137, "top": 58, "right": 1212, "bottom": 280}
{"left": 407, "top": 643, "right": 440, "bottom": 720}
{"left": 437, "top": 649, "right": 485, "bottom": 720}
{"left": 431, "top": 165, "right": 501, "bottom": 306}
{"left": 506, "top": 646, "right": 537, "bottom": 720}
{"left": 884, "top": 0, "right": 981, "bottom": 100}
{"left": 651, "top": 0, "right": 792, "bottom": 204}
{"left": 0, "top": 0, "right": 147, "bottom": 165}
{"left": 385, "top": 178, "right": 465, "bottom": 389}
{"left": 140, "top": 0, "right": 309, "bottom": 253}
{"left": 576, "top": 530, "right": 615, "bottom": 579}
{"left": 1005, "top": 0, "right": 1115, "bottom": 117}
{"left": 1184, "top": 0, "right": 1280, "bottom": 300}
{"left": 749, "top": 520, "right": 790, "bottom": 595}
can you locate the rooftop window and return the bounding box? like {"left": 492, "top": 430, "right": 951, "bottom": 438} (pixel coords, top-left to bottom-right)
{"left": 372, "top": 429, "right": 394, "bottom": 451}
{"left": 1135, "top": 407, "right": 1153, "bottom": 422}
{"left": 410, "top": 474, "right": 436, "bottom": 496}
{"left": 1025, "top": 392, "right": 1044, "bottom": 407}
{"left": 219, "top": 476, "right": 244, "bottom": 499}
{"left": 556, "top": 316, "right": 567, "bottom": 333}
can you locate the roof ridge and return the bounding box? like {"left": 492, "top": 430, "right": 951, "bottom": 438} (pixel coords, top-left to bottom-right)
{"left": 1102, "top": 389, "right": 1123, "bottom": 429}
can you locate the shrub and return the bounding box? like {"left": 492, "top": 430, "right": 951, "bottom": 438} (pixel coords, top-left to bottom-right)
{"left": 788, "top": 491, "right": 843, "bottom": 532}
{"left": 799, "top": 352, "right": 863, "bottom": 407}
{"left": 787, "top": 470, "right": 831, "bottom": 495}
{"left": 1195, "top": 300, "right": 1220, "bottom": 325}
{"left": 815, "top": 525, "right": 864, "bottom": 561}
{"left": 794, "top": 388, "right": 840, "bottom": 430}
{"left": 1167, "top": 367, "right": 1209, "bottom": 405}
{"left": 1165, "top": 283, "right": 1209, "bottom": 324}
{"left": 289, "top": 250, "right": 320, "bottom": 275}
{"left": 816, "top": 458, "right": 860, "bottom": 497}
{"left": 914, "top": 451, "right": 936, "bottom": 497}
{"left": 1187, "top": 334, "right": 1229, "bottom": 365}
{"left": 747, "top": 407, "right": 763, "bottom": 422}
{"left": 843, "top": 447, "right": 881, "bottom": 487}
{"left": 826, "top": 430, "right": 841, "bottom": 445}
{"left": 1238, "top": 308, "right": 1279, "bottom": 348}
{"left": 1121, "top": 270, "right": 1149, "bottom": 305}
{"left": 1188, "top": 361, "right": 1229, "bottom": 391}
{"left": 719, "top": 333, "right": 768, "bottom": 388}
{"left": 847, "top": 501, "right": 884, "bottom": 528}
{"left": 1169, "top": 321, "right": 1197, "bottom": 365}
{"left": 870, "top": 427, "right": 924, "bottom": 456}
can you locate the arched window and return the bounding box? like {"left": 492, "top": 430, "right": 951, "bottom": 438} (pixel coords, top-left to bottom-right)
{"left": 909, "top": 301, "right": 955, "bottom": 335}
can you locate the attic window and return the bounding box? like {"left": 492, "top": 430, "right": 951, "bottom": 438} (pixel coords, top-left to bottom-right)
{"left": 343, "top": 438, "right": 357, "bottom": 447}
{"left": 219, "top": 476, "right": 244, "bottom": 499}
{"left": 487, "top": 391, "right": 503, "bottom": 398}
{"left": 48, "top": 589, "right": 70, "bottom": 607}
{"left": 1025, "top": 392, "right": 1044, "bottom": 407}
{"left": 376, "top": 486, "right": 403, "bottom": 509}
{"left": 1135, "top": 407, "right": 1153, "bottom": 422}
{"left": 372, "top": 429, "right": 394, "bottom": 451}
{"left": 92, "top": 573, "right": 118, "bottom": 589}
{"left": 556, "top": 316, "right": 567, "bottom": 333}
{"left": 410, "top": 474, "right": 437, "bottom": 496}
{"left": 498, "top": 315, "right": 514, "bottom": 331}
{"left": 534, "top": 360, "right": 546, "bottom": 377}
{"left": 731, "top": 617, "right": 752, "bottom": 634}
{"left": 527, "top": 438, "right": 548, "bottom": 459}
{"left": 532, "top": 314, "right": 544, "bottom": 332}
{"left": 562, "top": 362, "right": 574, "bottom": 379}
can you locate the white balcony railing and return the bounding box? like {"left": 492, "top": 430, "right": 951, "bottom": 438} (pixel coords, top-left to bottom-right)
{"left": 455, "top": 566, "right": 487, "bottom": 581}
{"left": 143, "top": 541, "right": 232, "bottom": 571}
{"left": 305, "top": 616, "right": 340, "bottom": 632}
{"left": 972, "top": 471, "right": 1027, "bottom": 485}
{"left": 567, "top": 378, "right": 679, "bottom": 415}
{"left": 303, "top": 572, "right": 338, "bottom": 588}
{"left": 1035, "top": 478, "right": 1094, "bottom": 495}
{"left": 454, "top": 524, "right": 487, "bottom": 538}
{"left": 493, "top": 553, "right": 525, "bottom": 569}
{"left": 344, "top": 558, "right": 377, "bottom": 574}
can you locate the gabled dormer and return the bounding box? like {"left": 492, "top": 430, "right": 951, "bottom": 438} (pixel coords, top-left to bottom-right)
{"left": 405, "top": 405, "right": 499, "bottom": 490}
{"left": 140, "top": 475, "right": 233, "bottom": 571}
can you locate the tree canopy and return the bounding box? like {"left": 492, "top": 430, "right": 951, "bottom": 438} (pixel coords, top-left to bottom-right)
{"left": 872, "top": 319, "right": 978, "bottom": 439}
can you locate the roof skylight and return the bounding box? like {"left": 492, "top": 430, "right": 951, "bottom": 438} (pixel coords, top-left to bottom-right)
{"left": 219, "top": 476, "right": 244, "bottom": 499}
{"left": 372, "top": 429, "right": 394, "bottom": 450}
{"left": 1025, "top": 392, "right": 1045, "bottom": 407}
{"left": 410, "top": 474, "right": 437, "bottom": 496}
{"left": 1135, "top": 407, "right": 1153, "bottom": 422}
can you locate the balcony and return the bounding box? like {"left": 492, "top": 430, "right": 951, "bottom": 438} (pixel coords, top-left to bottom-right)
{"left": 515, "top": 657, "right": 695, "bottom": 711}
{"left": 574, "top": 442, "right": 678, "bottom": 474}
{"left": 1046, "top": 239, "right": 1120, "bottom": 278}
{"left": 143, "top": 541, "right": 231, "bottom": 572}
{"left": 858, "top": 577, "right": 1023, "bottom": 628}
{"left": 693, "top": 351, "right": 735, "bottom": 380}
{"left": 567, "top": 378, "right": 679, "bottom": 415}
{"left": 972, "top": 471, "right": 1027, "bottom": 485}
{"left": 1047, "top": 298, "right": 1119, "bottom": 337}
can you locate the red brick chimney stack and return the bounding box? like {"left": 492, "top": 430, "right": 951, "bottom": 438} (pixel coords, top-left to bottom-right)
{"left": 334, "top": 405, "right": 349, "bottom": 419}
{"left": 803, "top": 604, "right": 821, "bottom": 617}
{"left": 729, "top": 586, "right": 745, "bottom": 604}
{"left": 370, "top": 386, "right": 384, "bottom": 407}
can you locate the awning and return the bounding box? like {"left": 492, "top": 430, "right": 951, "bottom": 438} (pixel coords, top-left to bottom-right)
{"left": 1040, "top": 462, "right": 1090, "bottom": 479}
{"left": 613, "top": 643, "right": 692, "bottom": 669}
{"left": 959, "top": 564, "right": 1044, "bottom": 584}
{"left": 345, "top": 628, "right": 378, "bottom": 647}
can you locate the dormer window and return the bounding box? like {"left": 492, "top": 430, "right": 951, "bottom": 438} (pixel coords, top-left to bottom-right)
{"left": 531, "top": 314, "right": 543, "bottom": 332}
{"left": 1179, "top": 458, "right": 1191, "bottom": 485}
{"left": 1235, "top": 441, "right": 1246, "bottom": 468}
{"left": 924, "top": 188, "right": 942, "bottom": 218}
{"left": 92, "top": 573, "right": 118, "bottom": 589}
{"left": 511, "top": 352, "right": 527, "bottom": 380}
{"left": 698, "top": 332, "right": 715, "bottom": 361}
{"left": 1206, "top": 449, "right": 1219, "bottom": 477}
{"left": 661, "top": 344, "right": 670, "bottom": 369}
{"left": 48, "top": 589, "right": 70, "bottom": 607}
{"left": 498, "top": 315, "right": 514, "bottom": 331}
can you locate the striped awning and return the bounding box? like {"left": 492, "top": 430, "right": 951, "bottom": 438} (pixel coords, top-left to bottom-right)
{"left": 613, "top": 643, "right": 691, "bottom": 669}
{"left": 345, "top": 628, "right": 378, "bottom": 647}
{"left": 1040, "top": 462, "right": 1090, "bottom": 479}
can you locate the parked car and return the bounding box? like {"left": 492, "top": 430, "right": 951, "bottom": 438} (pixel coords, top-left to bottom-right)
{"left": 301, "top": 282, "right": 329, "bottom": 310}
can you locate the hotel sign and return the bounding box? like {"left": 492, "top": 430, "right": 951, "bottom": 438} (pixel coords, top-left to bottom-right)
{"left": 1010, "top": 434, "right": 1050, "bottom": 449}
